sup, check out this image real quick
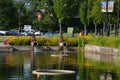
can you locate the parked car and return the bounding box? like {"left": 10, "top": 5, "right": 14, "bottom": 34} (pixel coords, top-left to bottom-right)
{"left": 44, "top": 32, "right": 53, "bottom": 37}
{"left": 52, "top": 31, "right": 59, "bottom": 34}
{"left": 21, "top": 30, "right": 41, "bottom": 36}
{"left": 31, "top": 30, "right": 41, "bottom": 36}
{"left": 0, "top": 30, "right": 8, "bottom": 35}
{"left": 21, "top": 31, "right": 31, "bottom": 36}
{"left": 6, "top": 30, "right": 20, "bottom": 36}
{"left": 34, "top": 31, "right": 41, "bottom": 36}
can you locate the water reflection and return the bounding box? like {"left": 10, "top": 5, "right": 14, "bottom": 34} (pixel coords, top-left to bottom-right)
{"left": 77, "top": 51, "right": 119, "bottom": 80}
{"left": 32, "top": 51, "right": 76, "bottom": 80}
{"left": 51, "top": 51, "right": 69, "bottom": 69}
{"left": 85, "top": 52, "right": 116, "bottom": 62}
{"left": 0, "top": 51, "right": 119, "bottom": 80}
{"left": 100, "top": 72, "right": 113, "bottom": 80}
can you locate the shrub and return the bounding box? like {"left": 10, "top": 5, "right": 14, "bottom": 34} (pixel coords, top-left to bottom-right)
{"left": 66, "top": 37, "right": 78, "bottom": 46}
{"left": 6, "top": 35, "right": 120, "bottom": 49}
{"left": 37, "top": 37, "right": 58, "bottom": 46}
{"left": 45, "top": 37, "right": 59, "bottom": 46}
{"left": 87, "top": 36, "right": 120, "bottom": 49}
{"left": 8, "top": 36, "right": 31, "bottom": 45}
{"left": 37, "top": 37, "right": 47, "bottom": 46}
{"left": 8, "top": 36, "right": 59, "bottom": 46}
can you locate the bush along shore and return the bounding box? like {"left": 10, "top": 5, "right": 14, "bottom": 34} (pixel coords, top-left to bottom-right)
{"left": 0, "top": 35, "right": 120, "bottom": 51}
{"left": 4, "top": 36, "right": 120, "bottom": 49}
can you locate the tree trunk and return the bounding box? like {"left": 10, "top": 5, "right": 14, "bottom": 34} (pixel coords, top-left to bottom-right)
{"left": 103, "top": 22, "right": 105, "bottom": 35}
{"left": 94, "top": 25, "right": 97, "bottom": 35}
{"left": 58, "top": 19, "right": 63, "bottom": 42}
{"left": 84, "top": 25, "right": 87, "bottom": 35}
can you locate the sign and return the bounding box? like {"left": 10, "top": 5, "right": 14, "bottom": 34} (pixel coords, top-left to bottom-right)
{"left": 101, "top": 1, "right": 114, "bottom": 12}
{"left": 24, "top": 25, "right": 32, "bottom": 31}
{"left": 67, "top": 27, "right": 73, "bottom": 34}
{"left": 38, "top": 12, "right": 41, "bottom": 21}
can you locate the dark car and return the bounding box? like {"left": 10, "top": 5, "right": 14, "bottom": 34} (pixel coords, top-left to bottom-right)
{"left": 6, "top": 30, "right": 20, "bottom": 36}
{"left": 44, "top": 32, "right": 53, "bottom": 37}
{"left": 52, "top": 31, "right": 59, "bottom": 34}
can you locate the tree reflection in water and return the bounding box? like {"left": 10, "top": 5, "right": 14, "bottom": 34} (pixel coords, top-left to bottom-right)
{"left": 77, "top": 51, "right": 119, "bottom": 80}
{"left": 0, "top": 51, "right": 119, "bottom": 80}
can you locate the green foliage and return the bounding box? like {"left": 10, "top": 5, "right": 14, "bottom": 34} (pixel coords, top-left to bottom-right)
{"left": 37, "top": 37, "right": 47, "bottom": 45}
{"left": 0, "top": 36, "right": 8, "bottom": 42}
{"left": 88, "top": 36, "right": 107, "bottom": 46}
{"left": 88, "top": 0, "right": 103, "bottom": 25}
{"left": 54, "top": 0, "right": 80, "bottom": 23}
{"left": 66, "top": 38, "right": 78, "bottom": 46}
{"left": 0, "top": 0, "right": 120, "bottom": 34}
{"left": 31, "top": 0, "right": 58, "bottom": 32}
{"left": 4, "top": 35, "right": 120, "bottom": 49}
{"left": 88, "top": 36, "right": 120, "bottom": 49}
{"left": 37, "top": 37, "right": 59, "bottom": 46}
{"left": 8, "top": 36, "right": 31, "bottom": 45}
{"left": 0, "top": 0, "right": 18, "bottom": 29}
{"left": 8, "top": 36, "right": 59, "bottom": 46}
{"left": 79, "top": 2, "right": 88, "bottom": 25}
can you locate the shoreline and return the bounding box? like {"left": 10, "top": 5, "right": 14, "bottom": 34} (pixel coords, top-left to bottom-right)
{"left": 0, "top": 44, "right": 118, "bottom": 56}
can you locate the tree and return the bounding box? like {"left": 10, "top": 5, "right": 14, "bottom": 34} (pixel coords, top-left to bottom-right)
{"left": 79, "top": 1, "right": 89, "bottom": 35}
{"left": 79, "top": 0, "right": 94, "bottom": 35}
{"left": 14, "top": 0, "right": 34, "bottom": 30}
{"left": 54, "top": 0, "right": 80, "bottom": 37}
{"left": 88, "top": 0, "right": 103, "bottom": 35}
{"left": 89, "top": 0, "right": 118, "bottom": 36}
{"left": 0, "top": 0, "right": 18, "bottom": 30}
{"left": 29, "top": 0, "right": 58, "bottom": 32}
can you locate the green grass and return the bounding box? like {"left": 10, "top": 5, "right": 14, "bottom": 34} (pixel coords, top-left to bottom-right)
{"left": 2, "top": 34, "right": 120, "bottom": 49}
{"left": 0, "top": 36, "right": 9, "bottom": 42}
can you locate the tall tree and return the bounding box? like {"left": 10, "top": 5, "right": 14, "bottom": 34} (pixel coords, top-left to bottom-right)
{"left": 89, "top": 0, "right": 117, "bottom": 36}
{"left": 79, "top": 0, "right": 90, "bottom": 35}
{"left": 0, "top": 0, "right": 17, "bottom": 30}
{"left": 54, "top": 0, "right": 80, "bottom": 37}
{"left": 88, "top": 0, "right": 103, "bottom": 35}
{"left": 14, "top": 0, "right": 34, "bottom": 29}
{"left": 29, "top": 0, "right": 58, "bottom": 32}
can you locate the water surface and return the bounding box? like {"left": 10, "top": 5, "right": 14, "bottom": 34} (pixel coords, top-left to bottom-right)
{"left": 0, "top": 51, "right": 119, "bottom": 80}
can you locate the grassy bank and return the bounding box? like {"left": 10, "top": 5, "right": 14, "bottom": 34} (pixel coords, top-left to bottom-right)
{"left": 1, "top": 35, "right": 120, "bottom": 49}
{"left": 0, "top": 36, "right": 10, "bottom": 42}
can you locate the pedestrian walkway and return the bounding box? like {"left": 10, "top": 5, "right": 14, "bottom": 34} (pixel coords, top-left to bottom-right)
{"left": 0, "top": 42, "right": 10, "bottom": 46}
{"left": 0, "top": 42, "right": 13, "bottom": 52}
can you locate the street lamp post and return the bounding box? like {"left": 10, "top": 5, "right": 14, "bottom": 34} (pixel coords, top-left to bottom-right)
{"left": 19, "top": 0, "right": 21, "bottom": 34}
{"left": 118, "top": 0, "right": 120, "bottom": 29}
{"left": 116, "top": 0, "right": 120, "bottom": 36}
{"left": 106, "top": 0, "right": 110, "bottom": 36}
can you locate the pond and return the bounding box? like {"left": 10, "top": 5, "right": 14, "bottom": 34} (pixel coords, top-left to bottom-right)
{"left": 0, "top": 51, "right": 119, "bottom": 80}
